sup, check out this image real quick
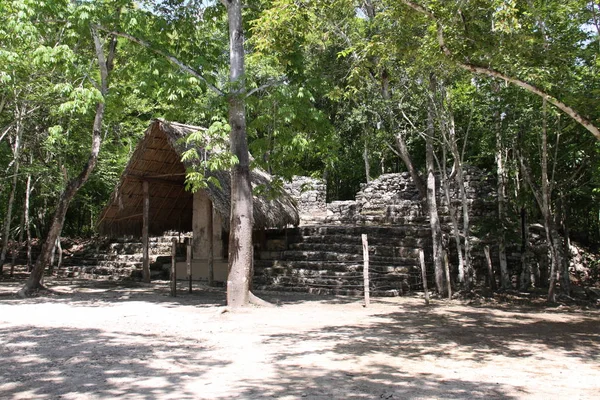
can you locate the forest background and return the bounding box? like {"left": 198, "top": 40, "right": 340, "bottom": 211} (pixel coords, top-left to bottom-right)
{"left": 1, "top": 0, "right": 599, "bottom": 301}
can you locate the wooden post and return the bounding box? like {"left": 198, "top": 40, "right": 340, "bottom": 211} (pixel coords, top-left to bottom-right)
{"left": 171, "top": 237, "right": 177, "bottom": 297}
{"left": 207, "top": 200, "right": 214, "bottom": 287}
{"left": 187, "top": 244, "right": 192, "bottom": 293}
{"left": 142, "top": 180, "right": 150, "bottom": 283}
{"left": 484, "top": 245, "right": 497, "bottom": 291}
{"left": 419, "top": 249, "right": 430, "bottom": 306}
{"left": 362, "top": 234, "right": 370, "bottom": 307}
{"left": 443, "top": 250, "right": 452, "bottom": 299}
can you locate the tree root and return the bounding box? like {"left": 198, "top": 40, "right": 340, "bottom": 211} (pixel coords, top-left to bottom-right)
{"left": 17, "top": 282, "right": 54, "bottom": 298}
{"left": 248, "top": 291, "right": 276, "bottom": 308}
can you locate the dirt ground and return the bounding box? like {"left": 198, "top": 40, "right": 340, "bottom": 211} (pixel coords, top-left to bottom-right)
{"left": 0, "top": 278, "right": 598, "bottom": 400}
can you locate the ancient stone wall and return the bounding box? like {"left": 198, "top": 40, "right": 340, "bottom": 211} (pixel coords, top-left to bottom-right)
{"left": 325, "top": 166, "right": 496, "bottom": 225}
{"left": 284, "top": 176, "right": 327, "bottom": 225}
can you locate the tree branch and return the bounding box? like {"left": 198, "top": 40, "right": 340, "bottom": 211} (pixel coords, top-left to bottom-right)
{"left": 94, "top": 25, "right": 224, "bottom": 96}
{"left": 518, "top": 150, "right": 544, "bottom": 209}
{"left": 398, "top": 0, "right": 600, "bottom": 141}
{"left": 246, "top": 78, "right": 286, "bottom": 97}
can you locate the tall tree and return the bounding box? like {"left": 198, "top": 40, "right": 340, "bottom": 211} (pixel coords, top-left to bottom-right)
{"left": 220, "top": 0, "right": 254, "bottom": 307}
{"left": 19, "top": 7, "right": 118, "bottom": 295}
{"left": 397, "top": 0, "right": 600, "bottom": 141}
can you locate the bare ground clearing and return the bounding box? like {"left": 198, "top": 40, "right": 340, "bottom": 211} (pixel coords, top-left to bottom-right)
{"left": 0, "top": 278, "right": 598, "bottom": 400}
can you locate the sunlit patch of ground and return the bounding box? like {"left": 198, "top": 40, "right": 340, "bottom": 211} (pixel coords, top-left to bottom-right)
{"left": 0, "top": 278, "right": 598, "bottom": 399}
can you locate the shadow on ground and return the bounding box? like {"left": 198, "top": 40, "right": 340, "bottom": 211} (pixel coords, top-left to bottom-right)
{"left": 1, "top": 278, "right": 598, "bottom": 399}
{"left": 264, "top": 303, "right": 600, "bottom": 364}
{"left": 239, "top": 303, "right": 599, "bottom": 398}
{"left": 0, "top": 278, "right": 227, "bottom": 308}
{"left": 0, "top": 326, "right": 226, "bottom": 400}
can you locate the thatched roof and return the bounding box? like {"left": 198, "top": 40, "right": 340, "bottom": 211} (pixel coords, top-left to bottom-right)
{"left": 97, "top": 119, "right": 299, "bottom": 236}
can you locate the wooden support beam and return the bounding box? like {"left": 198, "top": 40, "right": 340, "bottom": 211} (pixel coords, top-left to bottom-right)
{"left": 109, "top": 213, "right": 143, "bottom": 223}
{"left": 187, "top": 244, "right": 192, "bottom": 293}
{"left": 125, "top": 173, "right": 186, "bottom": 186}
{"left": 420, "top": 249, "right": 430, "bottom": 306}
{"left": 142, "top": 180, "right": 150, "bottom": 283}
{"left": 362, "top": 233, "right": 370, "bottom": 307}
{"left": 171, "top": 238, "right": 177, "bottom": 297}
{"left": 208, "top": 200, "right": 214, "bottom": 287}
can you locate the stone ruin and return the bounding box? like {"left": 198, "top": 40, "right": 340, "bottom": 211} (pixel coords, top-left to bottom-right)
{"left": 283, "top": 176, "right": 327, "bottom": 224}
{"left": 288, "top": 166, "right": 497, "bottom": 228}
{"left": 254, "top": 169, "right": 500, "bottom": 295}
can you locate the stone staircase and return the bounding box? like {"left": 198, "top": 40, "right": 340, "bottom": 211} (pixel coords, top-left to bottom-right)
{"left": 4, "top": 234, "right": 189, "bottom": 280}
{"left": 254, "top": 225, "right": 432, "bottom": 296}
{"left": 55, "top": 234, "right": 189, "bottom": 280}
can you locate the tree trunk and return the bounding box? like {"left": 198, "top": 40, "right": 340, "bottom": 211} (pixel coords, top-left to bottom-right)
{"left": 440, "top": 90, "right": 472, "bottom": 288}
{"left": 439, "top": 146, "right": 465, "bottom": 286}
{"left": 395, "top": 131, "right": 427, "bottom": 200}
{"left": 10, "top": 201, "right": 26, "bottom": 277}
{"left": 224, "top": 0, "right": 253, "bottom": 308}
{"left": 519, "top": 98, "right": 569, "bottom": 302}
{"left": 495, "top": 108, "right": 510, "bottom": 289}
{"left": 142, "top": 180, "right": 150, "bottom": 283}
{"left": 19, "top": 28, "right": 115, "bottom": 296}
{"left": 363, "top": 138, "right": 371, "bottom": 183}
{"left": 426, "top": 107, "right": 445, "bottom": 295}
{"left": 0, "top": 106, "right": 24, "bottom": 274}
{"left": 25, "top": 172, "right": 32, "bottom": 270}
{"left": 436, "top": 86, "right": 471, "bottom": 288}
{"left": 539, "top": 99, "right": 560, "bottom": 301}
{"left": 519, "top": 207, "right": 531, "bottom": 290}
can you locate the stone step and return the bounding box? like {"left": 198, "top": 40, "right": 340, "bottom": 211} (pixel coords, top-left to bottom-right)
{"left": 107, "top": 242, "right": 174, "bottom": 255}
{"left": 110, "top": 234, "right": 190, "bottom": 244}
{"left": 283, "top": 234, "right": 429, "bottom": 249}
{"left": 264, "top": 224, "right": 430, "bottom": 239}
{"left": 285, "top": 242, "right": 421, "bottom": 258}
{"left": 89, "top": 260, "right": 143, "bottom": 269}
{"left": 255, "top": 266, "right": 411, "bottom": 278}
{"left": 61, "top": 252, "right": 171, "bottom": 266}
{"left": 296, "top": 225, "right": 431, "bottom": 236}
{"left": 257, "top": 250, "right": 418, "bottom": 265}
{"left": 254, "top": 274, "right": 408, "bottom": 291}
{"left": 255, "top": 260, "right": 416, "bottom": 273}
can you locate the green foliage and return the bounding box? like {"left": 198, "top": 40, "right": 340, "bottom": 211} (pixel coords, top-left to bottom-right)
{"left": 0, "top": 0, "right": 599, "bottom": 247}
{"left": 183, "top": 118, "right": 239, "bottom": 193}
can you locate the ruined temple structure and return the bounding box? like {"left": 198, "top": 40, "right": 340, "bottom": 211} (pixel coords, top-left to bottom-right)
{"left": 97, "top": 119, "right": 299, "bottom": 281}
{"left": 93, "top": 119, "right": 499, "bottom": 295}
{"left": 256, "top": 169, "right": 498, "bottom": 295}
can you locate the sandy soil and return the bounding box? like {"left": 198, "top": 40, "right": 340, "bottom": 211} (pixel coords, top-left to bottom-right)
{"left": 0, "top": 278, "right": 598, "bottom": 400}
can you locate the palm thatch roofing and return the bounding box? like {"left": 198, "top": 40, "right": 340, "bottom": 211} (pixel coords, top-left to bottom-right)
{"left": 97, "top": 119, "right": 299, "bottom": 236}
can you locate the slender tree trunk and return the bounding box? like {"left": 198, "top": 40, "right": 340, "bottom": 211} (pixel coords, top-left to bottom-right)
{"left": 0, "top": 106, "right": 24, "bottom": 273}
{"left": 520, "top": 99, "right": 569, "bottom": 301}
{"left": 49, "top": 237, "right": 57, "bottom": 274}
{"left": 519, "top": 207, "right": 532, "bottom": 289}
{"left": 25, "top": 173, "right": 32, "bottom": 270}
{"left": 363, "top": 138, "right": 371, "bottom": 183}
{"left": 495, "top": 109, "right": 510, "bottom": 289}
{"left": 19, "top": 28, "right": 115, "bottom": 296}
{"left": 142, "top": 180, "right": 150, "bottom": 283}
{"left": 439, "top": 146, "right": 465, "bottom": 286}
{"left": 440, "top": 89, "right": 471, "bottom": 288}
{"left": 395, "top": 131, "right": 427, "bottom": 200}
{"left": 10, "top": 202, "right": 26, "bottom": 277}
{"left": 539, "top": 99, "right": 560, "bottom": 301}
{"left": 426, "top": 106, "right": 445, "bottom": 295}
{"left": 223, "top": 0, "right": 253, "bottom": 308}
{"left": 560, "top": 195, "right": 572, "bottom": 289}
